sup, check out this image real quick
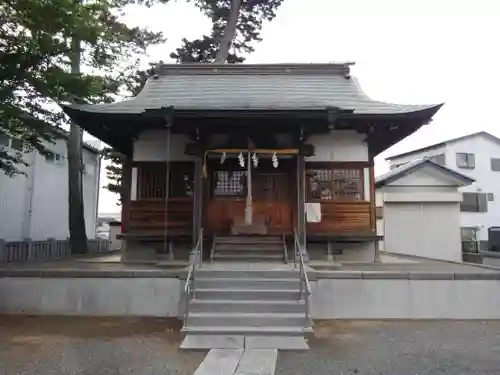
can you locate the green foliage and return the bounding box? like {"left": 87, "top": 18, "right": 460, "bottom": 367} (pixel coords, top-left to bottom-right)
{"left": 103, "top": 148, "right": 126, "bottom": 202}
{"left": 171, "top": 0, "right": 284, "bottom": 63}
{"left": 89, "top": 0, "right": 285, "bottom": 203}
{"left": 0, "top": 0, "right": 169, "bottom": 176}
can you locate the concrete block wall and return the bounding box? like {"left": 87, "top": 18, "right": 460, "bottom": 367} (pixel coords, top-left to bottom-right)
{"left": 0, "top": 277, "right": 182, "bottom": 317}
{"left": 311, "top": 274, "right": 500, "bottom": 319}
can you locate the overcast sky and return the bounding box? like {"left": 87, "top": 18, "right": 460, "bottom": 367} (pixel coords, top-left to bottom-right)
{"left": 97, "top": 0, "right": 500, "bottom": 213}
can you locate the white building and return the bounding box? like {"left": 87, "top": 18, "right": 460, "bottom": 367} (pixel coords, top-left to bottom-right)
{"left": 376, "top": 159, "right": 474, "bottom": 261}
{"left": 0, "top": 130, "right": 101, "bottom": 241}
{"left": 385, "top": 131, "right": 500, "bottom": 250}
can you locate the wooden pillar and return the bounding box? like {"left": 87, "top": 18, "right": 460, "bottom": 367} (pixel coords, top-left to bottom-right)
{"left": 296, "top": 154, "right": 308, "bottom": 261}
{"left": 121, "top": 156, "right": 132, "bottom": 233}
{"left": 368, "top": 155, "right": 380, "bottom": 262}
{"left": 120, "top": 155, "right": 132, "bottom": 261}
{"left": 192, "top": 156, "right": 203, "bottom": 249}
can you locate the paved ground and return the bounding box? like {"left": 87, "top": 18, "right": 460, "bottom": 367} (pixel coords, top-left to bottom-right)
{"left": 277, "top": 320, "right": 500, "bottom": 375}
{"left": 0, "top": 316, "right": 204, "bottom": 375}
{"left": 2, "top": 318, "right": 500, "bottom": 375}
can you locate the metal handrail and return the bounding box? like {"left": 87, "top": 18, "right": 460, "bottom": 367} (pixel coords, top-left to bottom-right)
{"left": 210, "top": 234, "right": 217, "bottom": 263}
{"left": 184, "top": 228, "right": 203, "bottom": 325}
{"left": 282, "top": 232, "right": 288, "bottom": 264}
{"left": 293, "top": 229, "right": 311, "bottom": 327}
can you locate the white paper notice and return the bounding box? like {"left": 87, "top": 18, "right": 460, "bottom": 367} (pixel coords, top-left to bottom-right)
{"left": 306, "top": 203, "right": 322, "bottom": 223}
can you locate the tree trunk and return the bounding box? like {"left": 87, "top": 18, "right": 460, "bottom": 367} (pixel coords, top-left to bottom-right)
{"left": 214, "top": 0, "right": 242, "bottom": 64}
{"left": 67, "top": 30, "right": 88, "bottom": 254}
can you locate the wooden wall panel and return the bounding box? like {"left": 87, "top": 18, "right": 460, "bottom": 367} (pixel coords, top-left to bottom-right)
{"left": 129, "top": 199, "right": 193, "bottom": 235}
{"left": 307, "top": 202, "right": 371, "bottom": 234}
{"left": 204, "top": 200, "right": 293, "bottom": 234}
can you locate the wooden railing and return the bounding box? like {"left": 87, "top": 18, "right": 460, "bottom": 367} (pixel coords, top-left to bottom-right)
{"left": 0, "top": 239, "right": 110, "bottom": 263}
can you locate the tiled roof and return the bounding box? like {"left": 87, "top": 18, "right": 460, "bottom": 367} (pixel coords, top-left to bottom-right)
{"left": 375, "top": 158, "right": 475, "bottom": 188}
{"left": 68, "top": 63, "right": 441, "bottom": 115}
{"left": 385, "top": 131, "right": 500, "bottom": 161}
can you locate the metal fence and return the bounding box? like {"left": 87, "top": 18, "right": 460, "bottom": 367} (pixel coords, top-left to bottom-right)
{"left": 0, "top": 238, "right": 111, "bottom": 263}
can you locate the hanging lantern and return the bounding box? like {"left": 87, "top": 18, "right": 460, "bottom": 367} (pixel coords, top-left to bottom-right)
{"left": 238, "top": 152, "right": 245, "bottom": 167}
{"left": 220, "top": 152, "right": 226, "bottom": 164}
{"left": 272, "top": 152, "right": 278, "bottom": 168}
{"left": 252, "top": 152, "right": 259, "bottom": 167}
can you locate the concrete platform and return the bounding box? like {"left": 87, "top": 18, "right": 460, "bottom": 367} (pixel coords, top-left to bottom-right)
{"left": 194, "top": 349, "right": 243, "bottom": 375}
{"left": 235, "top": 349, "right": 278, "bottom": 375}
{"left": 181, "top": 335, "right": 245, "bottom": 349}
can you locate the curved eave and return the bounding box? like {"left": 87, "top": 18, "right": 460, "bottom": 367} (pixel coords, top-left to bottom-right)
{"left": 64, "top": 103, "right": 443, "bottom": 120}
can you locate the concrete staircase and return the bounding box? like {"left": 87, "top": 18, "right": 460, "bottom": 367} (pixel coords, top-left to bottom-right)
{"left": 210, "top": 235, "right": 286, "bottom": 263}
{"left": 180, "top": 268, "right": 313, "bottom": 350}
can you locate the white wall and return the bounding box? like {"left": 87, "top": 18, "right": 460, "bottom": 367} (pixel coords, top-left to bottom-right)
{"left": 0, "top": 139, "right": 100, "bottom": 241}
{"left": 306, "top": 131, "right": 368, "bottom": 162}
{"left": 133, "top": 129, "right": 368, "bottom": 163}
{"left": 444, "top": 136, "right": 500, "bottom": 242}
{"left": 388, "top": 135, "right": 500, "bottom": 243}
{"left": 378, "top": 166, "right": 466, "bottom": 262}
{"left": 0, "top": 161, "right": 31, "bottom": 240}
{"left": 384, "top": 202, "right": 462, "bottom": 261}
{"left": 133, "top": 131, "right": 196, "bottom": 162}
{"left": 388, "top": 145, "right": 447, "bottom": 167}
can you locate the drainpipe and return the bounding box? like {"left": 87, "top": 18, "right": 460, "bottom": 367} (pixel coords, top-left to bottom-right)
{"left": 23, "top": 151, "right": 37, "bottom": 239}
{"left": 94, "top": 151, "right": 103, "bottom": 239}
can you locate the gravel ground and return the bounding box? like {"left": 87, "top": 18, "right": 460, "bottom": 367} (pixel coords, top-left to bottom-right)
{"left": 0, "top": 316, "right": 204, "bottom": 375}
{"left": 3, "top": 318, "right": 500, "bottom": 375}
{"left": 277, "top": 320, "right": 500, "bottom": 375}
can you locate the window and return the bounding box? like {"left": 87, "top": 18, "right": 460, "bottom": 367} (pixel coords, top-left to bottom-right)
{"left": 54, "top": 153, "right": 65, "bottom": 166}
{"left": 213, "top": 170, "right": 246, "bottom": 197}
{"left": 488, "top": 193, "right": 495, "bottom": 202}
{"left": 137, "top": 162, "right": 194, "bottom": 200}
{"left": 427, "top": 154, "right": 445, "bottom": 166}
{"left": 456, "top": 153, "right": 475, "bottom": 169}
{"left": 170, "top": 164, "right": 193, "bottom": 197}
{"left": 137, "top": 163, "right": 167, "bottom": 199}
{"left": 308, "top": 167, "right": 363, "bottom": 201}
{"left": 45, "top": 151, "right": 55, "bottom": 163}
{"left": 460, "top": 192, "right": 487, "bottom": 212}
{"left": 461, "top": 227, "right": 477, "bottom": 241}
{"left": 491, "top": 158, "right": 500, "bottom": 171}
{"left": 0, "top": 131, "right": 9, "bottom": 147}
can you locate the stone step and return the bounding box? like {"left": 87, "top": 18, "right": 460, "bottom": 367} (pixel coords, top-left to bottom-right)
{"left": 190, "top": 299, "right": 306, "bottom": 314}
{"left": 213, "top": 253, "right": 284, "bottom": 262}
{"left": 187, "top": 312, "right": 309, "bottom": 327}
{"left": 196, "top": 269, "right": 300, "bottom": 279}
{"left": 216, "top": 236, "right": 283, "bottom": 244}
{"left": 181, "top": 325, "right": 313, "bottom": 336}
{"left": 194, "top": 278, "right": 299, "bottom": 290}
{"left": 180, "top": 334, "right": 309, "bottom": 350}
{"left": 195, "top": 288, "right": 300, "bottom": 301}
{"left": 181, "top": 334, "right": 245, "bottom": 349}
{"left": 214, "top": 250, "right": 284, "bottom": 258}
{"left": 244, "top": 336, "right": 309, "bottom": 350}
{"left": 215, "top": 243, "right": 284, "bottom": 251}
